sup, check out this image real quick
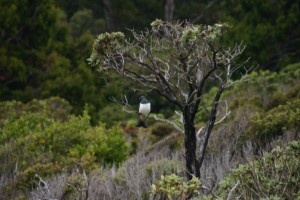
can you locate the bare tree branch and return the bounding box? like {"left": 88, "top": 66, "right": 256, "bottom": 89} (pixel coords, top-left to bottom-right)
{"left": 226, "top": 181, "right": 240, "bottom": 200}
{"left": 151, "top": 114, "right": 184, "bottom": 133}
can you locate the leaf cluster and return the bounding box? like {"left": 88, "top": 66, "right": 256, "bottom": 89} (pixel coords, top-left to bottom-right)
{"left": 88, "top": 32, "right": 125, "bottom": 68}
{"left": 151, "top": 174, "right": 201, "bottom": 200}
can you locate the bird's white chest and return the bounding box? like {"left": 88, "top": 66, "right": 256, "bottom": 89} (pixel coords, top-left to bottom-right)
{"left": 139, "top": 103, "right": 151, "bottom": 116}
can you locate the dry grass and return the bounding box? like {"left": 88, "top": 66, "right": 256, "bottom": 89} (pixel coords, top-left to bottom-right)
{"left": 6, "top": 111, "right": 298, "bottom": 199}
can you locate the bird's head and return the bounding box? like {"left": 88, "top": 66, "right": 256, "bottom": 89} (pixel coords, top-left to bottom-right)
{"left": 139, "top": 96, "right": 146, "bottom": 102}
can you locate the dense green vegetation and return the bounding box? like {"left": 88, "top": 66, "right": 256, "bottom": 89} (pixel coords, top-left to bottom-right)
{"left": 1, "top": 0, "right": 299, "bottom": 123}
{"left": 0, "top": 0, "right": 299, "bottom": 199}
{"left": 0, "top": 98, "right": 128, "bottom": 199}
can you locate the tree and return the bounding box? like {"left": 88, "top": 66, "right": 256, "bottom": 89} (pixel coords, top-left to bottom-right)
{"left": 220, "top": 0, "right": 300, "bottom": 70}
{"left": 164, "top": 0, "right": 174, "bottom": 22}
{"left": 0, "top": 1, "right": 109, "bottom": 123}
{"left": 102, "top": 0, "right": 116, "bottom": 31}
{"left": 0, "top": 0, "right": 64, "bottom": 100}
{"left": 88, "top": 20, "right": 250, "bottom": 179}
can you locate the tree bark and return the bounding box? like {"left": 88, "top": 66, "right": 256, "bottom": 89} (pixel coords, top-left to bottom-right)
{"left": 198, "top": 84, "right": 224, "bottom": 171}
{"left": 102, "top": 0, "right": 115, "bottom": 31}
{"left": 164, "top": 0, "right": 174, "bottom": 22}
{"left": 183, "top": 109, "right": 200, "bottom": 179}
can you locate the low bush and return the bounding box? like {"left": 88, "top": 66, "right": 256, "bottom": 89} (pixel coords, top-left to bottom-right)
{"left": 151, "top": 174, "right": 201, "bottom": 200}
{"left": 0, "top": 98, "right": 128, "bottom": 199}
{"left": 248, "top": 99, "right": 300, "bottom": 142}
{"left": 217, "top": 141, "right": 300, "bottom": 199}
{"left": 0, "top": 97, "right": 72, "bottom": 127}
{"left": 151, "top": 122, "right": 175, "bottom": 138}
{"left": 267, "top": 84, "right": 300, "bottom": 110}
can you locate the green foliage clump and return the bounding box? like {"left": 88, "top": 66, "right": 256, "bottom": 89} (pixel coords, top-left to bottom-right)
{"left": 180, "top": 25, "right": 202, "bottom": 44}
{"left": 88, "top": 32, "right": 125, "bottom": 68}
{"left": 0, "top": 98, "right": 128, "bottom": 194}
{"left": 16, "top": 163, "right": 61, "bottom": 190}
{"left": 152, "top": 20, "right": 229, "bottom": 46}
{"left": 217, "top": 141, "right": 300, "bottom": 200}
{"left": 150, "top": 19, "right": 163, "bottom": 30}
{"left": 267, "top": 84, "right": 300, "bottom": 110}
{"left": 208, "top": 69, "right": 295, "bottom": 127}
{"left": 151, "top": 122, "right": 175, "bottom": 138}
{"left": 248, "top": 99, "right": 300, "bottom": 142}
{"left": 151, "top": 174, "right": 201, "bottom": 200}
{"left": 228, "top": 70, "right": 281, "bottom": 104}
{"left": 0, "top": 97, "right": 71, "bottom": 126}
{"left": 206, "top": 23, "right": 229, "bottom": 41}
{"left": 225, "top": 66, "right": 300, "bottom": 112}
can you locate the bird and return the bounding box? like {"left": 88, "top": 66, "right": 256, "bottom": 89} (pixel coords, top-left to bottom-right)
{"left": 136, "top": 96, "right": 151, "bottom": 128}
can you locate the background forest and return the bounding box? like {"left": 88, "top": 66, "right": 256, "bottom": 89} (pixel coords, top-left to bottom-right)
{"left": 0, "top": 0, "right": 299, "bottom": 199}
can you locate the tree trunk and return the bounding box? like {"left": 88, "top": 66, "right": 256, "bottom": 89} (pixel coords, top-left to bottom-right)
{"left": 183, "top": 111, "right": 200, "bottom": 180}
{"left": 198, "top": 84, "right": 224, "bottom": 171}
{"left": 164, "top": 0, "right": 174, "bottom": 22}
{"left": 102, "top": 0, "right": 115, "bottom": 31}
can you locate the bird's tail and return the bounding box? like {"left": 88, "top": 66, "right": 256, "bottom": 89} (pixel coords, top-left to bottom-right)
{"left": 136, "top": 119, "right": 148, "bottom": 128}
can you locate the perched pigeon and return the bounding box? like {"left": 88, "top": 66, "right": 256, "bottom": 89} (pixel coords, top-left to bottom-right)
{"left": 136, "top": 96, "right": 151, "bottom": 128}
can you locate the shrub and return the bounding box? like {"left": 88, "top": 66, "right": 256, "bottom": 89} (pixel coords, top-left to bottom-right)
{"left": 267, "top": 84, "right": 300, "bottom": 109}
{"left": 151, "top": 122, "right": 175, "bottom": 138}
{"left": 248, "top": 99, "right": 300, "bottom": 142}
{"left": 266, "top": 91, "right": 288, "bottom": 110}
{"left": 16, "top": 163, "right": 61, "bottom": 190}
{"left": 217, "top": 141, "right": 300, "bottom": 199}
{"left": 0, "top": 97, "right": 72, "bottom": 128}
{"left": 151, "top": 174, "right": 201, "bottom": 200}
{"left": 224, "top": 67, "right": 300, "bottom": 110}
{"left": 280, "top": 62, "right": 300, "bottom": 83}
{"left": 0, "top": 98, "right": 128, "bottom": 198}
{"left": 1, "top": 100, "right": 128, "bottom": 168}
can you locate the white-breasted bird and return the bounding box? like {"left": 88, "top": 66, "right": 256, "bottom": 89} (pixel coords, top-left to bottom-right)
{"left": 136, "top": 96, "right": 151, "bottom": 128}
